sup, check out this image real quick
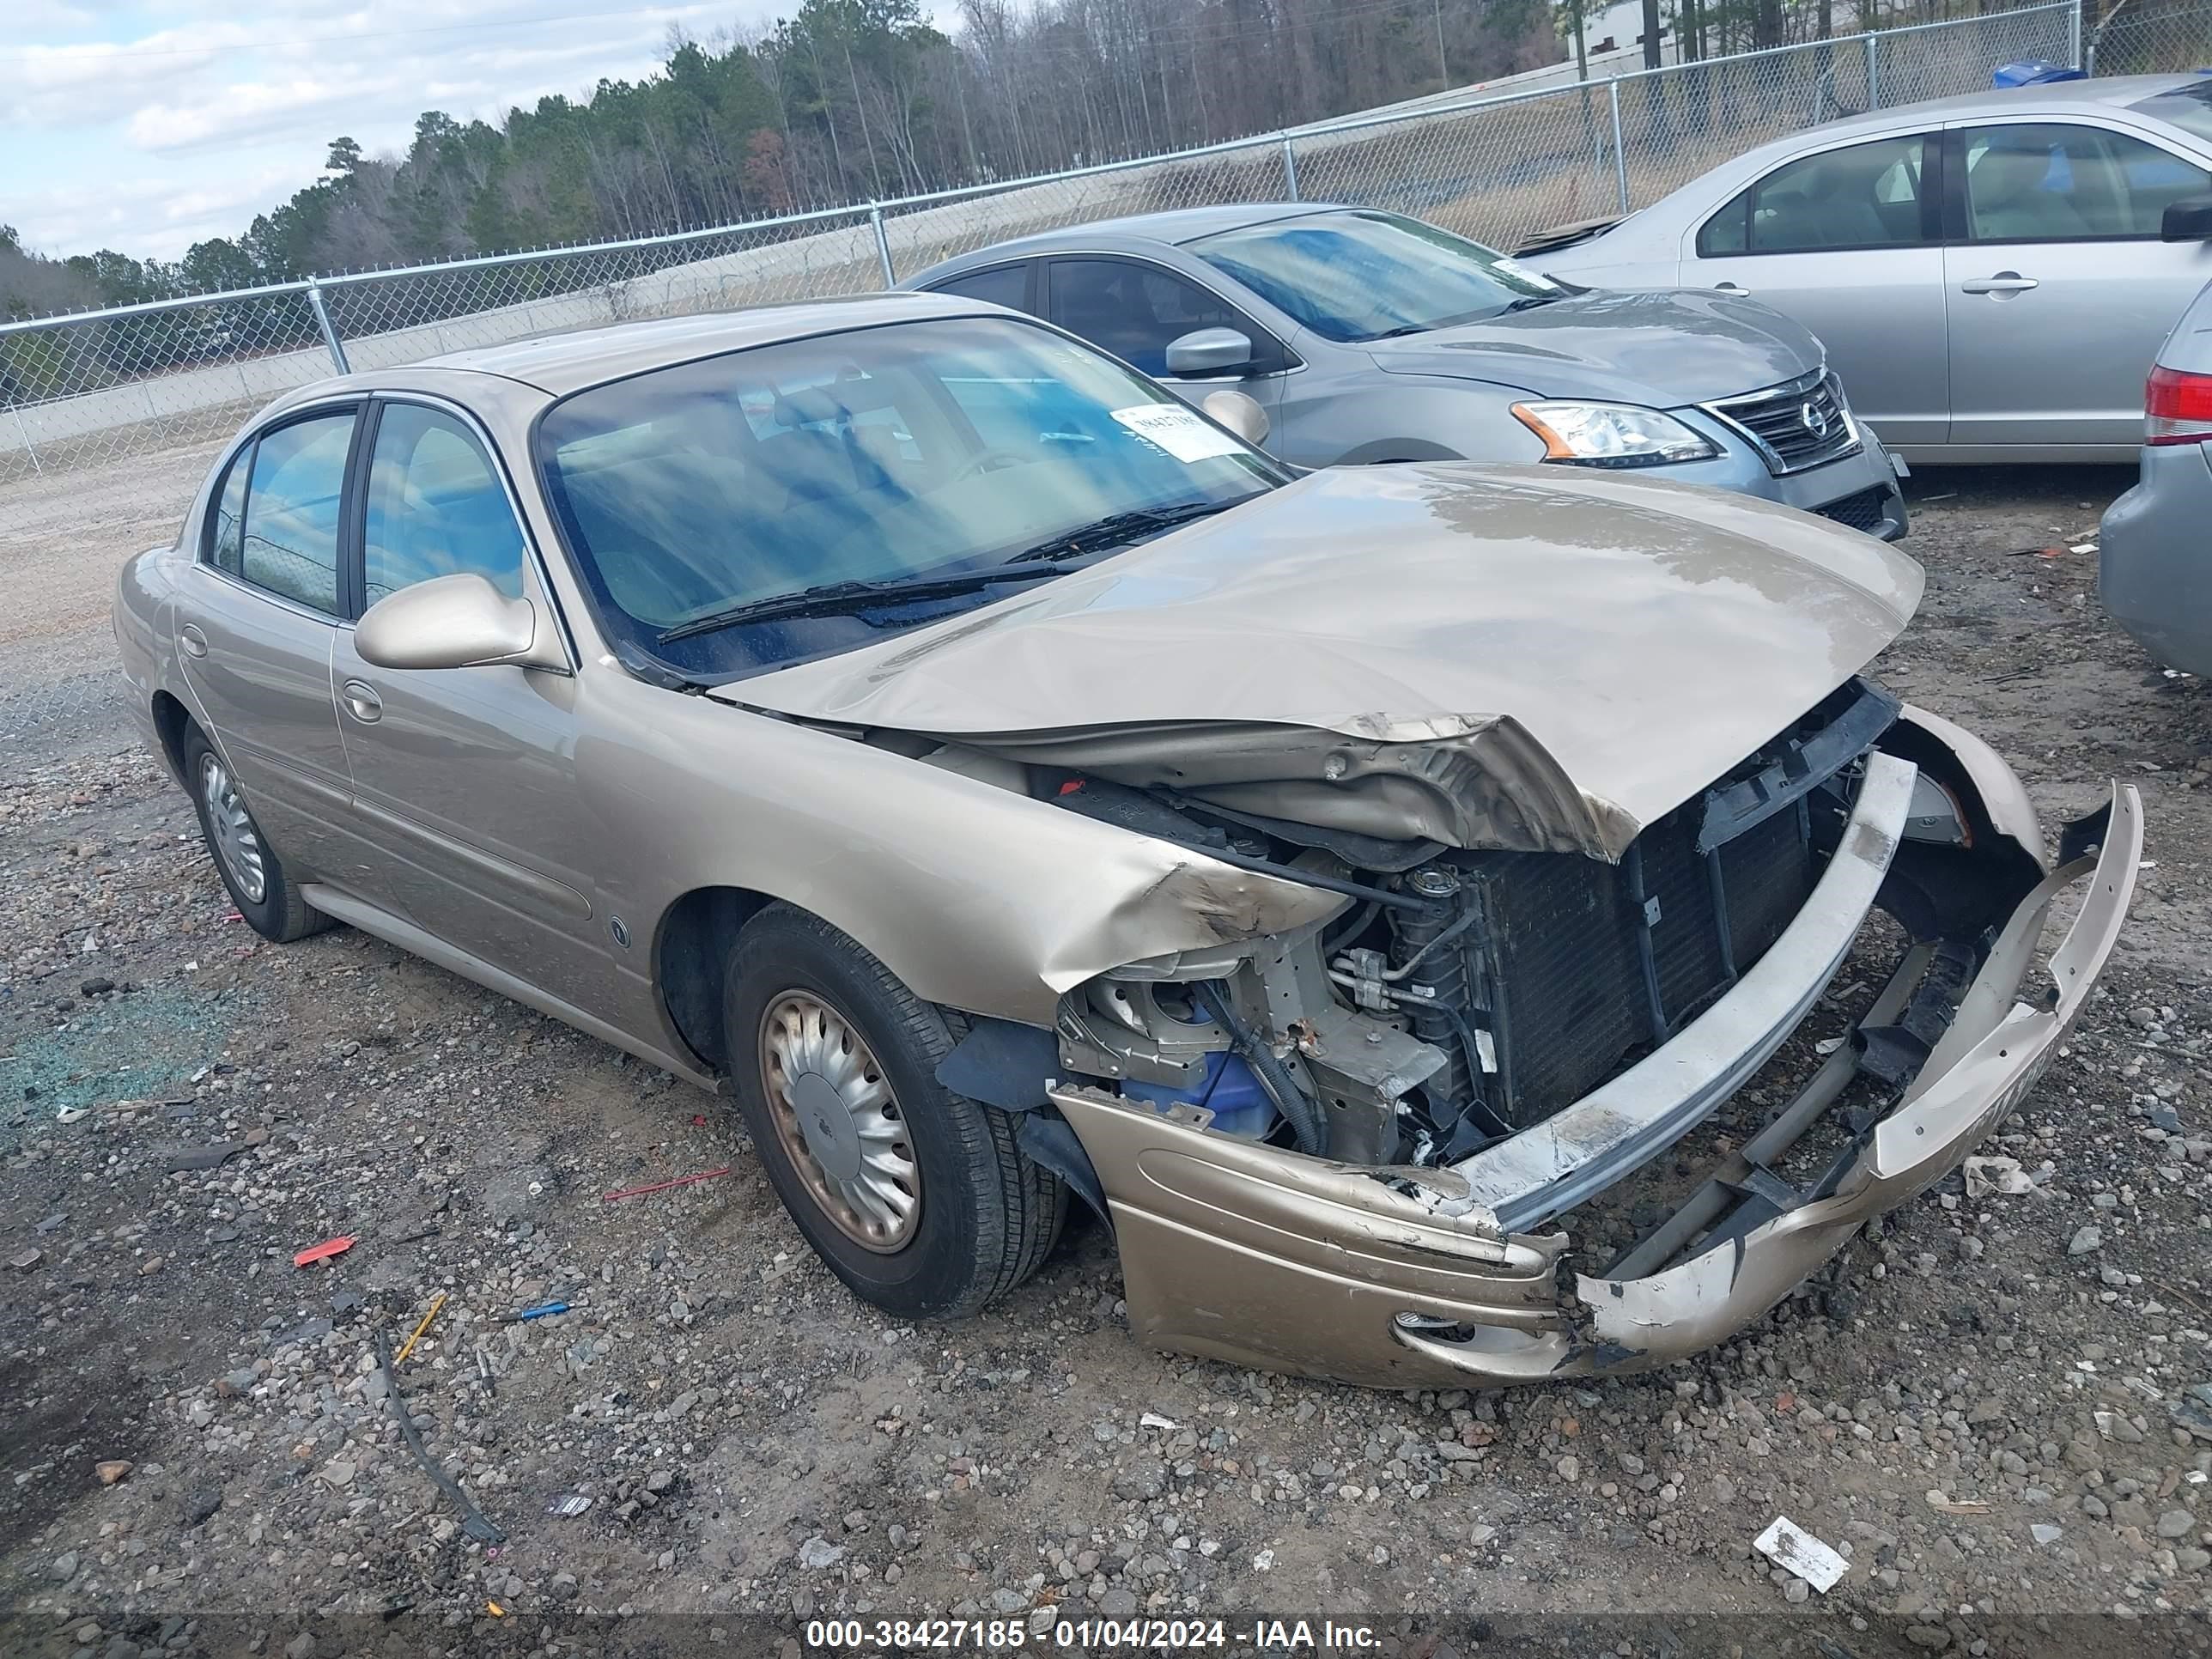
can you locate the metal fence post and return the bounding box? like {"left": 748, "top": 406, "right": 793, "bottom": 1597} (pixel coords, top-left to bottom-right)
{"left": 1866, "top": 31, "right": 1881, "bottom": 109}
{"left": 9, "top": 406, "right": 40, "bottom": 475}
{"left": 869, "top": 206, "right": 896, "bottom": 287}
{"left": 1281, "top": 136, "right": 1301, "bottom": 201}
{"left": 304, "top": 277, "right": 350, "bottom": 374}
{"left": 2069, "top": 0, "right": 2085, "bottom": 70}
{"left": 1607, "top": 78, "right": 1630, "bottom": 216}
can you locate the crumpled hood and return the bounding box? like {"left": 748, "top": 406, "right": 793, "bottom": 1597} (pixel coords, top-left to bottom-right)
{"left": 1368, "top": 287, "right": 1824, "bottom": 406}
{"left": 718, "top": 464, "right": 1923, "bottom": 860}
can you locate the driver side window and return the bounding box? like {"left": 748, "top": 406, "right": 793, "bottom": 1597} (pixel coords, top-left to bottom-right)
{"left": 1045, "top": 258, "right": 1268, "bottom": 376}
{"left": 1699, "top": 133, "right": 1933, "bottom": 256}
{"left": 362, "top": 404, "right": 528, "bottom": 607}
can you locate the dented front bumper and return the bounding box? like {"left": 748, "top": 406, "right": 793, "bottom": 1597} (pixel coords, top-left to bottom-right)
{"left": 1052, "top": 771, "right": 2142, "bottom": 1390}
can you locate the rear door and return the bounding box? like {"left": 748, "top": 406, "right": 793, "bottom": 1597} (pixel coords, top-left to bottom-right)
{"left": 176, "top": 405, "right": 359, "bottom": 874}
{"left": 1942, "top": 118, "right": 2212, "bottom": 450}
{"left": 1680, "top": 130, "right": 1949, "bottom": 447}
{"left": 921, "top": 259, "right": 1042, "bottom": 318}
{"left": 325, "top": 397, "right": 611, "bottom": 1012}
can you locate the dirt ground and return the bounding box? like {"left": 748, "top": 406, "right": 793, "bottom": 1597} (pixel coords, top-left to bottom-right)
{"left": 2, "top": 461, "right": 2209, "bottom": 1659}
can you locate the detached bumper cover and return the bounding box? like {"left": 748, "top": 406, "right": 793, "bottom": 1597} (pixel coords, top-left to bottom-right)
{"left": 1056, "top": 777, "right": 2142, "bottom": 1390}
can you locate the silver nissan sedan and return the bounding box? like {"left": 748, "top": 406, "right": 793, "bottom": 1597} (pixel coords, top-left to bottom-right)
{"left": 902, "top": 206, "right": 1910, "bottom": 538}
{"left": 114, "top": 293, "right": 2141, "bottom": 1389}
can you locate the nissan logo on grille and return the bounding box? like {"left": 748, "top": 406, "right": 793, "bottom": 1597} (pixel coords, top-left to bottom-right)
{"left": 1801, "top": 398, "right": 1830, "bottom": 440}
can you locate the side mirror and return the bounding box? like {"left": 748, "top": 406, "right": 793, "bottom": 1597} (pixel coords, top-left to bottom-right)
{"left": 2161, "top": 194, "right": 2212, "bottom": 242}
{"left": 1164, "top": 327, "right": 1255, "bottom": 378}
{"left": 355, "top": 572, "right": 560, "bottom": 672}
{"left": 1201, "top": 389, "right": 1271, "bottom": 448}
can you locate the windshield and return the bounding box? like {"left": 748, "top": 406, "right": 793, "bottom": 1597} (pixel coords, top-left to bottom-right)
{"left": 2135, "top": 80, "right": 2212, "bottom": 147}
{"left": 1191, "top": 210, "right": 1569, "bottom": 343}
{"left": 536, "top": 314, "right": 1283, "bottom": 679}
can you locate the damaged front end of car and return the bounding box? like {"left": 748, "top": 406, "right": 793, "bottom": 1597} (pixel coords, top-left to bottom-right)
{"left": 933, "top": 684, "right": 2142, "bottom": 1389}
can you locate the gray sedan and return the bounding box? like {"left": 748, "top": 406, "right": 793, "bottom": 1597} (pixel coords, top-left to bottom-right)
{"left": 2101, "top": 275, "right": 2212, "bottom": 673}
{"left": 902, "top": 205, "right": 1908, "bottom": 538}
{"left": 1520, "top": 76, "right": 2212, "bottom": 463}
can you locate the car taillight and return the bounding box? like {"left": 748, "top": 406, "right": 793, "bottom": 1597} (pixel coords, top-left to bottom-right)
{"left": 2146, "top": 364, "right": 2212, "bottom": 446}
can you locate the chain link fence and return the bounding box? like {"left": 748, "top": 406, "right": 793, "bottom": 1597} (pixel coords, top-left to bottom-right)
{"left": 2086, "top": 0, "right": 2212, "bottom": 73}
{"left": 0, "top": 0, "right": 2143, "bottom": 495}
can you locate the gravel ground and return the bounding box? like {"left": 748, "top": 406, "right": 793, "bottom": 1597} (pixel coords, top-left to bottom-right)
{"left": 1, "top": 465, "right": 2209, "bottom": 1659}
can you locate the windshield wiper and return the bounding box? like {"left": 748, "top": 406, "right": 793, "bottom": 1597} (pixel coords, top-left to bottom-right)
{"left": 1503, "top": 292, "right": 1567, "bottom": 312}
{"left": 1006, "top": 499, "right": 1239, "bottom": 563}
{"left": 1368, "top": 304, "right": 1510, "bottom": 339}
{"left": 662, "top": 501, "right": 1248, "bottom": 642}
{"left": 658, "top": 566, "right": 1063, "bottom": 642}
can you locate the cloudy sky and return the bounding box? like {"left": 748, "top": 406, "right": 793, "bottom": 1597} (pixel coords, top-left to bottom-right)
{"left": 3, "top": 1, "right": 865, "bottom": 264}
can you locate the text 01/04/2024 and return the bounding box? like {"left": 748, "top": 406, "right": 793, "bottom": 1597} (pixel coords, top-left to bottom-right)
{"left": 803, "top": 1618, "right": 1382, "bottom": 1650}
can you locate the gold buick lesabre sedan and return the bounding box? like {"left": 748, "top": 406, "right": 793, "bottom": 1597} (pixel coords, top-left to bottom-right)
{"left": 114, "top": 293, "right": 2141, "bottom": 1389}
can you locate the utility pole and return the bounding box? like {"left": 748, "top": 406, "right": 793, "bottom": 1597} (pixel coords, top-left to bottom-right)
{"left": 1571, "top": 0, "right": 1589, "bottom": 82}
{"left": 1432, "top": 0, "right": 1449, "bottom": 88}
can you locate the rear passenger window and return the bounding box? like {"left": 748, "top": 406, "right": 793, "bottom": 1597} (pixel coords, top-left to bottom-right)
{"left": 207, "top": 451, "right": 248, "bottom": 574}
{"left": 240, "top": 413, "right": 353, "bottom": 616}
{"left": 1960, "top": 121, "right": 2212, "bottom": 241}
{"left": 363, "top": 404, "right": 527, "bottom": 606}
{"left": 929, "top": 264, "right": 1034, "bottom": 313}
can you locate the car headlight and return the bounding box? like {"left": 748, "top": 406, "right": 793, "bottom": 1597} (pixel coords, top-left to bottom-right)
{"left": 1509, "top": 401, "right": 1719, "bottom": 467}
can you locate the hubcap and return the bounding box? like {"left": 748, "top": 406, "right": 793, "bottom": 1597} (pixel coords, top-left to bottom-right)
{"left": 759, "top": 992, "right": 920, "bottom": 1252}
{"left": 198, "top": 751, "right": 267, "bottom": 905}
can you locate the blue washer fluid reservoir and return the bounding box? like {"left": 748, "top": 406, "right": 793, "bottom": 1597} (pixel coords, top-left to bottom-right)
{"left": 1122, "top": 1051, "right": 1278, "bottom": 1139}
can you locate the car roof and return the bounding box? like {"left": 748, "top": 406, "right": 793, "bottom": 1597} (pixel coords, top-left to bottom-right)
{"left": 1732, "top": 73, "right": 2207, "bottom": 153}
{"left": 405, "top": 289, "right": 994, "bottom": 397}
{"left": 901, "top": 203, "right": 1356, "bottom": 278}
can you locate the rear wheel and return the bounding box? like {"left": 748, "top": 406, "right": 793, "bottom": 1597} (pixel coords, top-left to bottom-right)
{"left": 723, "top": 904, "right": 1063, "bottom": 1318}
{"left": 180, "top": 724, "right": 332, "bottom": 944}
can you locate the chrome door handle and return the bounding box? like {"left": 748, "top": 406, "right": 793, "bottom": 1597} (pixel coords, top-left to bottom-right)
{"left": 179, "top": 623, "right": 209, "bottom": 658}
{"left": 1713, "top": 280, "right": 1751, "bottom": 294}
{"left": 340, "top": 679, "right": 383, "bottom": 723}
{"left": 1960, "top": 273, "right": 2039, "bottom": 294}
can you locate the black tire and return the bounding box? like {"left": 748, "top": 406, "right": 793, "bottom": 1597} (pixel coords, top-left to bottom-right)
{"left": 724, "top": 903, "right": 1064, "bottom": 1319}
{"left": 179, "top": 723, "right": 333, "bottom": 944}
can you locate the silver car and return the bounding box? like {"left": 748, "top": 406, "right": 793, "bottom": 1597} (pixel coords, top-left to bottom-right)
{"left": 2101, "top": 275, "right": 2212, "bottom": 673}
{"left": 114, "top": 295, "right": 2141, "bottom": 1389}
{"left": 1521, "top": 76, "right": 2212, "bottom": 463}
{"left": 1530, "top": 73, "right": 2212, "bottom": 462}
{"left": 902, "top": 205, "right": 1908, "bottom": 538}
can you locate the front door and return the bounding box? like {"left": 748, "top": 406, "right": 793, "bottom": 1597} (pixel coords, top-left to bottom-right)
{"left": 325, "top": 398, "right": 612, "bottom": 1013}
{"left": 1943, "top": 118, "right": 2212, "bottom": 449}
{"left": 176, "top": 406, "right": 357, "bottom": 875}
{"left": 1042, "top": 256, "right": 1287, "bottom": 434}
{"left": 1680, "top": 130, "right": 1951, "bottom": 447}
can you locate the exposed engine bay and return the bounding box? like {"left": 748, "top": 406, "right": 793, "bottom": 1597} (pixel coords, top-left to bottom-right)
{"left": 1032, "top": 676, "right": 1928, "bottom": 1172}
{"left": 900, "top": 658, "right": 2134, "bottom": 1390}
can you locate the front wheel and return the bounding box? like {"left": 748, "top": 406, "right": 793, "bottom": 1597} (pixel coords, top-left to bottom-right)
{"left": 723, "top": 905, "right": 1063, "bottom": 1318}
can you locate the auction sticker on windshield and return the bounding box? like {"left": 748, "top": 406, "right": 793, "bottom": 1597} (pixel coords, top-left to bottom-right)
{"left": 1492, "top": 255, "right": 1559, "bottom": 288}
{"left": 1110, "top": 404, "right": 1243, "bottom": 462}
